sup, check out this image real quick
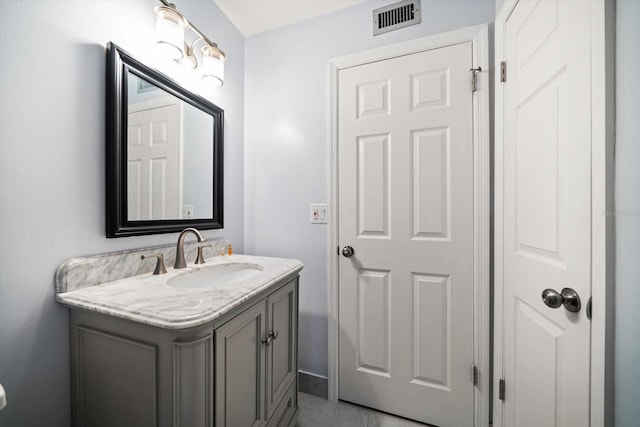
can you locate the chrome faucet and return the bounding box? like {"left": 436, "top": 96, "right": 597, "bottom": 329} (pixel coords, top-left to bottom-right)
{"left": 174, "top": 228, "right": 204, "bottom": 269}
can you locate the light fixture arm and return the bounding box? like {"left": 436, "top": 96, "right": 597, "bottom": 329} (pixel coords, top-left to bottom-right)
{"left": 187, "top": 35, "right": 204, "bottom": 56}
{"left": 158, "top": 0, "right": 219, "bottom": 49}
{"left": 154, "top": 0, "right": 226, "bottom": 86}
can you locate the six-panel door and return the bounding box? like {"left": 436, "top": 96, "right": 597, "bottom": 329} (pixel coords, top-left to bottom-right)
{"left": 337, "top": 42, "right": 475, "bottom": 425}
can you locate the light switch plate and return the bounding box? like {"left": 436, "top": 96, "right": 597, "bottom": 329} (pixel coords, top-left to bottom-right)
{"left": 310, "top": 203, "right": 328, "bottom": 224}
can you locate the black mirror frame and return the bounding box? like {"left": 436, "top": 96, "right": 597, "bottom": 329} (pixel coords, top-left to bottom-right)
{"left": 106, "top": 42, "right": 224, "bottom": 238}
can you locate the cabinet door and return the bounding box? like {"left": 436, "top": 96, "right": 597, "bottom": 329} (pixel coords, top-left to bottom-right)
{"left": 266, "top": 280, "right": 298, "bottom": 419}
{"left": 215, "top": 300, "right": 267, "bottom": 427}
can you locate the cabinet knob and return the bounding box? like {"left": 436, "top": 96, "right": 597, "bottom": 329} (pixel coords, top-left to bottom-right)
{"left": 262, "top": 335, "right": 272, "bottom": 346}
{"left": 269, "top": 331, "right": 279, "bottom": 341}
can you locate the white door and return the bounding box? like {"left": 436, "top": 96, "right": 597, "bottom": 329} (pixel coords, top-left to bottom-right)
{"left": 338, "top": 42, "right": 474, "bottom": 426}
{"left": 500, "top": 0, "right": 591, "bottom": 425}
{"left": 128, "top": 103, "right": 181, "bottom": 220}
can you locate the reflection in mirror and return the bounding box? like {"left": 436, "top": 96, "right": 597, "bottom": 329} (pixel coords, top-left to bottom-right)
{"left": 126, "top": 72, "right": 213, "bottom": 221}
{"left": 106, "top": 42, "right": 224, "bottom": 238}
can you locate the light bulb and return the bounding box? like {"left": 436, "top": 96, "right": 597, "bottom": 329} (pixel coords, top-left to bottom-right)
{"left": 202, "top": 46, "right": 225, "bottom": 87}
{"left": 154, "top": 6, "right": 187, "bottom": 60}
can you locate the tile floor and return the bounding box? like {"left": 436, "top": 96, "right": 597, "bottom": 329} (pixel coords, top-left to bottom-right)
{"left": 295, "top": 392, "right": 431, "bottom": 427}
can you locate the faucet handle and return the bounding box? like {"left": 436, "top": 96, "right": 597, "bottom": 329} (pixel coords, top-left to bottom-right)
{"left": 141, "top": 253, "right": 168, "bottom": 275}
{"left": 195, "top": 244, "right": 213, "bottom": 265}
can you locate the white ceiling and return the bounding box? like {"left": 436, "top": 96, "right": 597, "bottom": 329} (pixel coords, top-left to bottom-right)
{"left": 213, "top": 0, "right": 369, "bottom": 37}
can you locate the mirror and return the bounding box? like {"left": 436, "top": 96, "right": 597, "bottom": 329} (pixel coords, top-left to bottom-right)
{"left": 106, "top": 42, "right": 223, "bottom": 237}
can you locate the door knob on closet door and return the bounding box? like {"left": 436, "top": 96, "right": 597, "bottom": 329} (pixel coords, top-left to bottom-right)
{"left": 541, "top": 288, "right": 581, "bottom": 313}
{"left": 341, "top": 246, "right": 355, "bottom": 258}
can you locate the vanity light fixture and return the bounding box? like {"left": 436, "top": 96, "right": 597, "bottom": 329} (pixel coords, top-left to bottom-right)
{"left": 154, "top": 0, "right": 226, "bottom": 87}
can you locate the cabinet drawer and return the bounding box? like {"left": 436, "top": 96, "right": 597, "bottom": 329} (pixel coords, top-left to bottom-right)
{"left": 267, "top": 383, "right": 297, "bottom": 427}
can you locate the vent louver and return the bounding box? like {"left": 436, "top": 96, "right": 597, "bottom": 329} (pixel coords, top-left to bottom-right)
{"left": 373, "top": 0, "right": 421, "bottom": 36}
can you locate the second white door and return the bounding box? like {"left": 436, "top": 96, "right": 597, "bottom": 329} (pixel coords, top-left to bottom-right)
{"left": 498, "top": 0, "right": 593, "bottom": 425}
{"left": 127, "top": 102, "right": 181, "bottom": 220}
{"left": 338, "top": 42, "right": 475, "bottom": 426}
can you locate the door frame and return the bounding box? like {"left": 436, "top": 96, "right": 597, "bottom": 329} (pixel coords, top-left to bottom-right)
{"left": 328, "top": 24, "right": 491, "bottom": 426}
{"left": 493, "top": 1, "right": 615, "bottom": 426}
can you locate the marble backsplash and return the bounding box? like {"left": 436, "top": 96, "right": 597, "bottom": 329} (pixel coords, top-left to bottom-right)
{"left": 56, "top": 238, "right": 229, "bottom": 293}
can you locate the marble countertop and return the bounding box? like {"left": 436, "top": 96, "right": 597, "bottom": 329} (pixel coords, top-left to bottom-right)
{"left": 56, "top": 254, "right": 303, "bottom": 330}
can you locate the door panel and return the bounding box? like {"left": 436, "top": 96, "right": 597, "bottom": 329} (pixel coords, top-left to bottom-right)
{"left": 502, "top": 0, "right": 591, "bottom": 425}
{"left": 411, "top": 68, "right": 449, "bottom": 110}
{"left": 357, "top": 269, "right": 390, "bottom": 376}
{"left": 412, "top": 273, "right": 450, "bottom": 388}
{"left": 338, "top": 42, "right": 474, "bottom": 426}
{"left": 515, "top": 74, "right": 565, "bottom": 263}
{"left": 514, "top": 300, "right": 566, "bottom": 427}
{"left": 357, "top": 134, "right": 390, "bottom": 237}
{"left": 412, "top": 127, "right": 450, "bottom": 239}
{"left": 127, "top": 103, "right": 181, "bottom": 220}
{"left": 357, "top": 79, "right": 390, "bottom": 118}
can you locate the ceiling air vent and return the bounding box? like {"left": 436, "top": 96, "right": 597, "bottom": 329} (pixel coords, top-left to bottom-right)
{"left": 373, "top": 0, "right": 421, "bottom": 36}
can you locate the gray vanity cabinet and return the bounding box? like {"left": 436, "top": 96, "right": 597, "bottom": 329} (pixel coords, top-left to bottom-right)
{"left": 69, "top": 277, "right": 299, "bottom": 427}
{"left": 215, "top": 279, "right": 298, "bottom": 427}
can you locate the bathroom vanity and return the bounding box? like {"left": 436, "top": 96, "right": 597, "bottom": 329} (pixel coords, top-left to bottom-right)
{"left": 56, "top": 244, "right": 302, "bottom": 427}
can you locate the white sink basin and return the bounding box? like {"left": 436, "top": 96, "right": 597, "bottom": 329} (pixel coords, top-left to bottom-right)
{"left": 167, "top": 263, "right": 264, "bottom": 289}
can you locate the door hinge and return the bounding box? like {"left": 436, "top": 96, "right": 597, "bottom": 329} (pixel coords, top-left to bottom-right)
{"left": 472, "top": 365, "right": 479, "bottom": 386}
{"left": 499, "top": 379, "right": 506, "bottom": 401}
{"left": 500, "top": 61, "right": 507, "bottom": 82}
{"left": 470, "top": 67, "right": 482, "bottom": 92}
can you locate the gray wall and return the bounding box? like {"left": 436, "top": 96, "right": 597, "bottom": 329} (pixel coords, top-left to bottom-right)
{"left": 244, "top": 0, "right": 495, "bottom": 378}
{"left": 0, "top": 1, "right": 244, "bottom": 426}
{"left": 614, "top": 0, "right": 640, "bottom": 424}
